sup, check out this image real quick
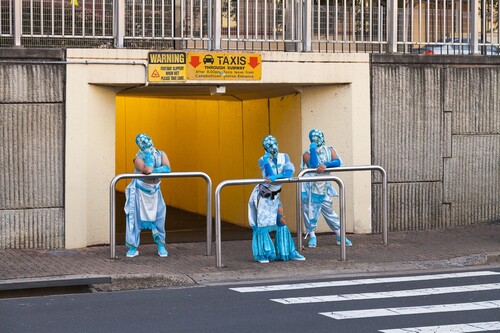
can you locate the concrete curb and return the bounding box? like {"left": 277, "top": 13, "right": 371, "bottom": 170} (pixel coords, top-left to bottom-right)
{"left": 92, "top": 273, "right": 197, "bottom": 292}
{"left": 486, "top": 252, "right": 500, "bottom": 264}
{"left": 87, "top": 252, "right": 500, "bottom": 291}
{"left": 0, "top": 275, "right": 110, "bottom": 291}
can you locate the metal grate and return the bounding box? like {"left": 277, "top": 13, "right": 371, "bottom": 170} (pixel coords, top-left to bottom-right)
{"left": 311, "top": 1, "right": 387, "bottom": 53}
{"left": 0, "top": 0, "right": 12, "bottom": 37}
{"left": 20, "top": 0, "right": 114, "bottom": 47}
{"left": 124, "top": 0, "right": 210, "bottom": 49}
{"left": 219, "top": 0, "right": 300, "bottom": 51}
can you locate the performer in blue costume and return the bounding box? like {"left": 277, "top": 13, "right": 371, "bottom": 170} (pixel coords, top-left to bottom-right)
{"left": 248, "top": 135, "right": 305, "bottom": 263}
{"left": 301, "top": 129, "right": 352, "bottom": 248}
{"left": 124, "top": 133, "right": 171, "bottom": 258}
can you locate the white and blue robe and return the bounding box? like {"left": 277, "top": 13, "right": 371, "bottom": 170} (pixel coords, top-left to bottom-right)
{"left": 248, "top": 153, "right": 301, "bottom": 261}
{"left": 124, "top": 149, "right": 167, "bottom": 248}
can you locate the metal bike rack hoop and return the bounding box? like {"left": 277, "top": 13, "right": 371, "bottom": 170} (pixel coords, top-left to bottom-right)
{"left": 295, "top": 165, "right": 388, "bottom": 250}
{"left": 109, "top": 172, "right": 212, "bottom": 259}
{"left": 214, "top": 175, "right": 346, "bottom": 268}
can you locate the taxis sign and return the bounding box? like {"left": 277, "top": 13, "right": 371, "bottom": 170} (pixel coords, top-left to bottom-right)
{"left": 186, "top": 52, "right": 261, "bottom": 80}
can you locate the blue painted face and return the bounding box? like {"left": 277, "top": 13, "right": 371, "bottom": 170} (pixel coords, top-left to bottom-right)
{"left": 262, "top": 135, "right": 279, "bottom": 155}
{"left": 309, "top": 129, "right": 325, "bottom": 146}
{"left": 135, "top": 133, "right": 154, "bottom": 153}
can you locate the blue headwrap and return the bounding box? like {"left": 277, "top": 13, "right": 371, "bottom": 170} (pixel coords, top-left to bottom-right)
{"left": 309, "top": 129, "right": 326, "bottom": 146}
{"left": 135, "top": 133, "right": 154, "bottom": 153}
{"left": 262, "top": 135, "right": 279, "bottom": 155}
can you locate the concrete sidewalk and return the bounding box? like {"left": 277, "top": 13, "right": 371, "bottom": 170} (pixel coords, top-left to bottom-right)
{"left": 0, "top": 222, "right": 499, "bottom": 292}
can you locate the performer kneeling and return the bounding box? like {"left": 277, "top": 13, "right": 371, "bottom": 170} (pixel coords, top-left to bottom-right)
{"left": 248, "top": 135, "right": 305, "bottom": 263}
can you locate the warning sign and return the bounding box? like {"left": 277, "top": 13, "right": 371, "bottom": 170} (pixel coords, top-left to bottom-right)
{"left": 186, "top": 52, "right": 261, "bottom": 80}
{"left": 148, "top": 52, "right": 187, "bottom": 82}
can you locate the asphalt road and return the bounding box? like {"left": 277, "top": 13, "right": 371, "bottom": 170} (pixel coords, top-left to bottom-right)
{"left": 1, "top": 268, "right": 500, "bottom": 333}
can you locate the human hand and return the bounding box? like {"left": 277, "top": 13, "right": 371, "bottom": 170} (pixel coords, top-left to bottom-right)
{"left": 316, "top": 164, "right": 326, "bottom": 173}
{"left": 277, "top": 216, "right": 286, "bottom": 226}
{"left": 310, "top": 143, "right": 317, "bottom": 149}
{"left": 269, "top": 174, "right": 278, "bottom": 182}
{"left": 142, "top": 166, "right": 153, "bottom": 175}
{"left": 263, "top": 152, "right": 271, "bottom": 160}
{"left": 264, "top": 177, "right": 272, "bottom": 184}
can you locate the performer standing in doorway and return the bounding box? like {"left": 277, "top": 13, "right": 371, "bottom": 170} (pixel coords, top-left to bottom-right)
{"left": 124, "top": 133, "right": 171, "bottom": 258}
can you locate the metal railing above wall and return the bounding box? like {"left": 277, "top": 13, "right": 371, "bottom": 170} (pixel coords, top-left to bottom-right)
{"left": 296, "top": 165, "right": 388, "bottom": 250}
{"left": 109, "top": 171, "right": 212, "bottom": 259}
{"left": 1, "top": 0, "right": 498, "bottom": 53}
{"left": 214, "top": 175, "right": 345, "bottom": 268}
{"left": 397, "top": 0, "right": 500, "bottom": 54}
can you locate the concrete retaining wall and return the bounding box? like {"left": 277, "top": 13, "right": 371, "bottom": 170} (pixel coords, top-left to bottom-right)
{"left": 0, "top": 49, "right": 65, "bottom": 249}
{"left": 371, "top": 55, "right": 500, "bottom": 232}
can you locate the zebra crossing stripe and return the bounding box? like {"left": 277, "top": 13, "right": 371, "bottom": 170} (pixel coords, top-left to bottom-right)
{"left": 379, "top": 321, "right": 500, "bottom": 333}
{"left": 320, "top": 300, "right": 500, "bottom": 320}
{"left": 271, "top": 283, "right": 500, "bottom": 304}
{"left": 229, "top": 271, "right": 500, "bottom": 293}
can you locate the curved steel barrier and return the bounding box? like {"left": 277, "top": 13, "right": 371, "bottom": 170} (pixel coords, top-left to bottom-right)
{"left": 109, "top": 172, "right": 212, "bottom": 259}
{"left": 214, "top": 175, "right": 345, "bottom": 268}
{"left": 296, "top": 165, "right": 388, "bottom": 250}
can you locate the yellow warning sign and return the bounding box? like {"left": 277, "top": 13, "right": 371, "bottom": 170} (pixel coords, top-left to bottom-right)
{"left": 186, "top": 52, "right": 261, "bottom": 80}
{"left": 147, "top": 51, "right": 187, "bottom": 82}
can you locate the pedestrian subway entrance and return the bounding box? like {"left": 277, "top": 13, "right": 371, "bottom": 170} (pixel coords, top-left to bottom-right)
{"left": 115, "top": 89, "right": 303, "bottom": 245}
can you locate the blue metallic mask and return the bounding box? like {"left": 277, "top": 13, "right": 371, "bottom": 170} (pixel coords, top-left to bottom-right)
{"left": 135, "top": 133, "right": 154, "bottom": 153}
{"left": 309, "top": 129, "right": 326, "bottom": 146}
{"left": 262, "top": 135, "right": 279, "bottom": 155}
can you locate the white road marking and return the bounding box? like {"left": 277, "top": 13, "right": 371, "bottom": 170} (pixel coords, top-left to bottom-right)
{"left": 379, "top": 321, "right": 500, "bottom": 332}
{"left": 271, "top": 283, "right": 500, "bottom": 304}
{"left": 229, "top": 271, "right": 500, "bottom": 293}
{"left": 320, "top": 300, "right": 500, "bottom": 320}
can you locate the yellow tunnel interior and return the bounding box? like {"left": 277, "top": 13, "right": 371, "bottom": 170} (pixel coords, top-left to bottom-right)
{"left": 115, "top": 93, "right": 302, "bottom": 230}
